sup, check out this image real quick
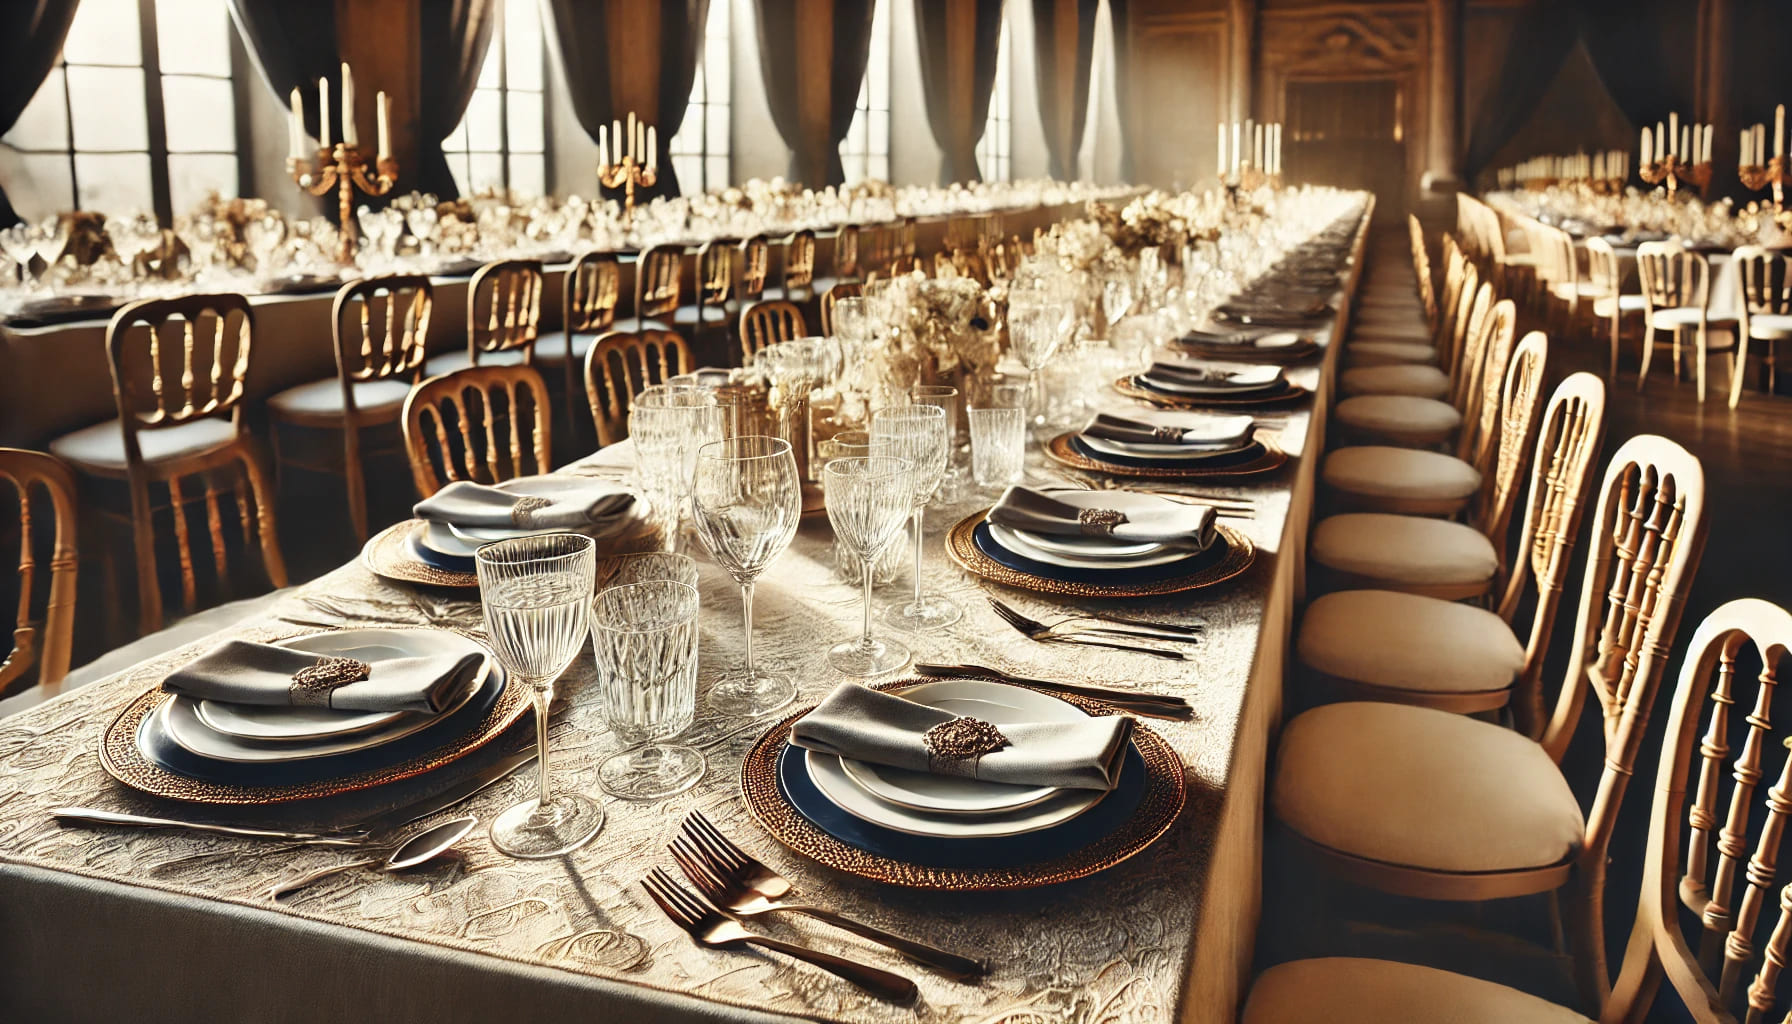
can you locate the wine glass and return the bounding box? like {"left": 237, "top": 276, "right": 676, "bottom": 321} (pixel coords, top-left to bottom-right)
{"left": 1101, "top": 266, "right": 1136, "bottom": 339}
{"left": 590, "top": 579, "right": 705, "bottom": 800}
{"left": 823, "top": 456, "right": 915, "bottom": 675}
{"left": 631, "top": 387, "right": 723, "bottom": 551}
{"left": 690, "top": 435, "right": 801, "bottom": 716}
{"left": 475, "top": 533, "right": 603, "bottom": 858}
{"left": 871, "top": 404, "right": 959, "bottom": 631}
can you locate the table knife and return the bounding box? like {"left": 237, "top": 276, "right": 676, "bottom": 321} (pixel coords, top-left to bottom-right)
{"left": 913, "top": 664, "right": 1193, "bottom": 719}
{"left": 356, "top": 750, "right": 537, "bottom": 833}
{"left": 51, "top": 808, "right": 370, "bottom": 847}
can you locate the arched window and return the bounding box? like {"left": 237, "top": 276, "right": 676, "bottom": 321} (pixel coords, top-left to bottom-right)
{"left": 840, "top": 0, "right": 890, "bottom": 185}
{"left": 442, "top": 0, "right": 546, "bottom": 197}
{"left": 670, "top": 0, "right": 731, "bottom": 194}
{"left": 975, "top": 13, "right": 1012, "bottom": 182}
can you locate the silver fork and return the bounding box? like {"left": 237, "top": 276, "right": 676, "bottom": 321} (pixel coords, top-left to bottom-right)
{"left": 669, "top": 814, "right": 985, "bottom": 978}
{"left": 989, "top": 599, "right": 1187, "bottom": 659}
{"left": 640, "top": 867, "right": 918, "bottom": 1002}
{"left": 990, "top": 597, "right": 1202, "bottom": 642}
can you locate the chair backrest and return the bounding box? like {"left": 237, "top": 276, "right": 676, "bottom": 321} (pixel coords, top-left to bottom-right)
{"left": 1585, "top": 237, "right": 1624, "bottom": 301}
{"left": 0, "top": 448, "right": 77, "bottom": 692}
{"left": 818, "top": 282, "right": 862, "bottom": 336}
{"left": 333, "top": 274, "right": 432, "bottom": 407}
{"left": 833, "top": 223, "right": 861, "bottom": 280}
{"left": 565, "top": 250, "right": 621, "bottom": 334}
{"left": 105, "top": 293, "right": 253, "bottom": 447}
{"left": 1445, "top": 279, "right": 1493, "bottom": 411}
{"left": 738, "top": 235, "right": 770, "bottom": 300}
{"left": 693, "top": 239, "right": 737, "bottom": 311}
{"left": 863, "top": 222, "right": 897, "bottom": 274}
{"left": 401, "top": 364, "right": 552, "bottom": 497}
{"left": 1454, "top": 296, "right": 1518, "bottom": 462}
{"left": 467, "top": 259, "right": 542, "bottom": 359}
{"left": 897, "top": 217, "right": 917, "bottom": 260}
{"left": 1637, "top": 241, "right": 1710, "bottom": 314}
{"left": 1469, "top": 327, "right": 1548, "bottom": 540}
{"left": 784, "top": 229, "right": 816, "bottom": 291}
{"left": 1408, "top": 214, "right": 1436, "bottom": 327}
{"left": 1734, "top": 246, "right": 1792, "bottom": 343}
{"left": 582, "top": 330, "right": 692, "bottom": 448}
{"left": 1618, "top": 598, "right": 1792, "bottom": 1023}
{"left": 636, "top": 244, "right": 684, "bottom": 318}
{"left": 739, "top": 299, "right": 808, "bottom": 365}
{"left": 1436, "top": 247, "right": 1478, "bottom": 377}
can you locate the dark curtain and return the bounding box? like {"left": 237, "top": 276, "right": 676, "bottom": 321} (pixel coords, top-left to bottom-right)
{"left": 1031, "top": 0, "right": 1098, "bottom": 180}
{"left": 415, "top": 0, "right": 497, "bottom": 200}
{"left": 1107, "top": 0, "right": 1133, "bottom": 183}
{"left": 544, "top": 0, "right": 708, "bottom": 199}
{"left": 913, "top": 0, "right": 1004, "bottom": 184}
{"left": 1460, "top": 1, "right": 1582, "bottom": 182}
{"left": 226, "top": 0, "right": 340, "bottom": 150}
{"left": 0, "top": 0, "right": 80, "bottom": 226}
{"left": 753, "top": 0, "right": 877, "bottom": 187}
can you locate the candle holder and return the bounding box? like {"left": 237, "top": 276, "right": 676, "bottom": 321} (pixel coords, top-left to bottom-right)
{"left": 289, "top": 143, "right": 398, "bottom": 264}
{"left": 599, "top": 151, "right": 657, "bottom": 227}
{"left": 1740, "top": 155, "right": 1791, "bottom": 210}
{"left": 1640, "top": 154, "right": 1710, "bottom": 200}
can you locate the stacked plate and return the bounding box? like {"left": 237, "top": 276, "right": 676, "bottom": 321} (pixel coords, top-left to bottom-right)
{"left": 1065, "top": 409, "right": 1264, "bottom": 472}
{"left": 1129, "top": 360, "right": 1294, "bottom": 403}
{"left": 970, "top": 488, "right": 1230, "bottom": 585}
{"left": 411, "top": 476, "right": 634, "bottom": 574}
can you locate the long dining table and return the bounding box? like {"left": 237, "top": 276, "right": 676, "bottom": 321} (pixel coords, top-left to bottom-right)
{"left": 0, "top": 197, "right": 1372, "bottom": 1024}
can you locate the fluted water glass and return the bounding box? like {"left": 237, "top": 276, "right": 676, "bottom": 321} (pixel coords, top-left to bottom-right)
{"left": 590, "top": 579, "right": 705, "bottom": 800}
{"left": 823, "top": 456, "right": 915, "bottom": 676}
{"left": 871, "top": 404, "right": 959, "bottom": 630}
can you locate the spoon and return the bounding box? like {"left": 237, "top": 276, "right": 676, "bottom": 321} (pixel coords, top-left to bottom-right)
{"left": 263, "top": 815, "right": 478, "bottom": 900}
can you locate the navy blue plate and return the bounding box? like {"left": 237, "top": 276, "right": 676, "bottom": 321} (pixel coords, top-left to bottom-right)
{"left": 776, "top": 742, "right": 1146, "bottom": 869}
{"left": 410, "top": 529, "right": 477, "bottom": 574}
{"left": 971, "top": 521, "right": 1223, "bottom": 585}
{"left": 1069, "top": 434, "right": 1265, "bottom": 470}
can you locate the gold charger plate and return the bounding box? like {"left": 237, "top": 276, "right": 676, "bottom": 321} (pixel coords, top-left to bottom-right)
{"left": 740, "top": 678, "right": 1187, "bottom": 890}
{"left": 98, "top": 660, "right": 531, "bottom": 806}
{"left": 362, "top": 516, "right": 667, "bottom": 589}
{"left": 1113, "top": 375, "right": 1311, "bottom": 409}
{"left": 1170, "top": 338, "right": 1320, "bottom": 364}
{"left": 1044, "top": 432, "right": 1287, "bottom": 480}
{"left": 944, "top": 508, "right": 1256, "bottom": 598}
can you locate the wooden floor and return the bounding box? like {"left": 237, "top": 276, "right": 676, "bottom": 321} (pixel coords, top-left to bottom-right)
{"left": 1255, "top": 224, "right": 1790, "bottom": 1022}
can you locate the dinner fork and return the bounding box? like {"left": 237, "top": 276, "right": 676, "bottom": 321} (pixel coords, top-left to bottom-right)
{"left": 989, "top": 600, "right": 1186, "bottom": 659}
{"left": 640, "top": 867, "right": 919, "bottom": 1002}
{"left": 989, "top": 597, "right": 1203, "bottom": 641}
{"left": 668, "top": 814, "right": 986, "bottom": 979}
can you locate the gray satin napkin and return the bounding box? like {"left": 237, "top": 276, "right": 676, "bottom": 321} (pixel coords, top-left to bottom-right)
{"left": 413, "top": 477, "right": 633, "bottom": 531}
{"left": 1083, "top": 412, "right": 1255, "bottom": 449}
{"left": 163, "top": 640, "right": 484, "bottom": 714}
{"left": 790, "top": 683, "right": 1133, "bottom": 791}
{"left": 1145, "top": 361, "right": 1284, "bottom": 390}
{"left": 989, "top": 486, "right": 1217, "bottom": 552}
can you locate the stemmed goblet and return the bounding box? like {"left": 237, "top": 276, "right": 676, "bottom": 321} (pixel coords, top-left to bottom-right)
{"left": 823, "top": 456, "right": 915, "bottom": 675}
{"left": 691, "top": 435, "right": 802, "bottom": 716}
{"left": 871, "top": 404, "right": 959, "bottom": 630}
{"left": 590, "top": 579, "right": 705, "bottom": 800}
{"left": 475, "top": 533, "right": 603, "bottom": 858}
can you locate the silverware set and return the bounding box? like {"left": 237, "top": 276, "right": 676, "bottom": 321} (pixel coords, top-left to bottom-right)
{"left": 642, "top": 810, "right": 987, "bottom": 1001}
{"left": 989, "top": 597, "right": 1199, "bottom": 660}
{"left": 913, "top": 662, "right": 1194, "bottom": 721}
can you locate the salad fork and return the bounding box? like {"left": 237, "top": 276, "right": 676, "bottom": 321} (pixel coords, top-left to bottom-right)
{"left": 989, "top": 599, "right": 1186, "bottom": 659}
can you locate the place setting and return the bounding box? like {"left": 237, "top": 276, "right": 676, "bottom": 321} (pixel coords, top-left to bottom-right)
{"left": 1168, "top": 325, "right": 1320, "bottom": 363}
{"left": 1043, "top": 408, "right": 1287, "bottom": 479}
{"left": 1113, "top": 356, "right": 1310, "bottom": 408}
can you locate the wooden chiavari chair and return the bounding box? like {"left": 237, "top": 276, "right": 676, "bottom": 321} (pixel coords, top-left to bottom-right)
{"left": 425, "top": 259, "right": 542, "bottom": 375}
{"left": 1637, "top": 241, "right": 1737, "bottom": 400}
{"left": 818, "top": 281, "right": 862, "bottom": 336}
{"left": 401, "top": 364, "right": 552, "bottom": 498}
{"left": 832, "top": 223, "right": 862, "bottom": 282}
{"left": 48, "top": 294, "right": 287, "bottom": 634}
{"left": 1347, "top": 244, "right": 1474, "bottom": 364}
{"left": 1585, "top": 237, "right": 1646, "bottom": 382}
{"left": 0, "top": 448, "right": 78, "bottom": 694}
{"left": 862, "top": 222, "right": 897, "bottom": 277}
{"left": 536, "top": 250, "right": 621, "bottom": 438}
{"left": 625, "top": 243, "right": 684, "bottom": 332}
{"left": 737, "top": 299, "right": 808, "bottom": 366}
{"left": 737, "top": 235, "right": 769, "bottom": 306}
{"left": 1273, "top": 434, "right": 1708, "bottom": 1015}
{"left": 269, "top": 275, "right": 432, "bottom": 541}
{"left": 769, "top": 228, "right": 816, "bottom": 303}
{"left": 1334, "top": 284, "right": 1501, "bottom": 449}
{"left": 582, "top": 330, "right": 692, "bottom": 448}
{"left": 1730, "top": 245, "right": 1792, "bottom": 408}
{"left": 672, "top": 239, "right": 734, "bottom": 349}
{"left": 1409, "top": 214, "right": 1437, "bottom": 329}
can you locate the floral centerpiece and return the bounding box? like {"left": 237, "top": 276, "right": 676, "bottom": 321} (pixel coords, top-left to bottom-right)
{"left": 834, "top": 270, "right": 998, "bottom": 422}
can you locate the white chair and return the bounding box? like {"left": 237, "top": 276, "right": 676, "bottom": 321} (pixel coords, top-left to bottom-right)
{"left": 1729, "top": 245, "right": 1792, "bottom": 408}
{"left": 1584, "top": 237, "right": 1646, "bottom": 381}
{"left": 1635, "top": 241, "right": 1735, "bottom": 401}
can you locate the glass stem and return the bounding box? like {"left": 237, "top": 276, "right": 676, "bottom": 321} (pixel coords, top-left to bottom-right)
{"left": 860, "top": 559, "right": 875, "bottom": 649}
{"left": 531, "top": 685, "right": 554, "bottom": 810}
{"left": 740, "top": 581, "right": 756, "bottom": 679}
{"left": 910, "top": 507, "right": 925, "bottom": 607}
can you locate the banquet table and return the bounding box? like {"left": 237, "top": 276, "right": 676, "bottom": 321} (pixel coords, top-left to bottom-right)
{"left": 0, "top": 200, "right": 1371, "bottom": 1024}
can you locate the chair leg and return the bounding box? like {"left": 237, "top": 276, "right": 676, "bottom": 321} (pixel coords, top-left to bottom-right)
{"left": 1672, "top": 327, "right": 1683, "bottom": 381}
{"left": 240, "top": 447, "right": 290, "bottom": 588}
{"left": 1608, "top": 313, "right": 1621, "bottom": 381}
{"left": 1731, "top": 332, "right": 1752, "bottom": 409}
{"left": 126, "top": 477, "right": 162, "bottom": 636}
{"left": 1565, "top": 867, "right": 1612, "bottom": 1016}
{"left": 342, "top": 423, "right": 369, "bottom": 544}
{"left": 1637, "top": 323, "right": 1656, "bottom": 392}
{"left": 1696, "top": 324, "right": 1708, "bottom": 402}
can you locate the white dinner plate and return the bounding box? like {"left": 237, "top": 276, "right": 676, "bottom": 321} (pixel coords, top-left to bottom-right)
{"left": 1075, "top": 433, "right": 1252, "bottom": 463}
{"left": 985, "top": 489, "right": 1210, "bottom": 569}
{"left": 1139, "top": 364, "right": 1284, "bottom": 395}
{"left": 988, "top": 522, "right": 1196, "bottom": 570}
{"left": 445, "top": 476, "right": 633, "bottom": 543}
{"left": 420, "top": 520, "right": 483, "bottom": 559}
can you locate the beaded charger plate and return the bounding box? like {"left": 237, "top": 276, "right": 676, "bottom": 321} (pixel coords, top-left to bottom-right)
{"left": 1044, "top": 432, "right": 1287, "bottom": 480}
{"left": 1112, "top": 375, "right": 1312, "bottom": 409}
{"left": 944, "top": 510, "right": 1255, "bottom": 598}
{"left": 740, "top": 679, "right": 1187, "bottom": 890}
{"left": 362, "top": 520, "right": 479, "bottom": 588}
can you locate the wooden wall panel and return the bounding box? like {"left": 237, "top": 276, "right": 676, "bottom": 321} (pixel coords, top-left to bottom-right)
{"left": 1132, "top": 13, "right": 1229, "bottom": 188}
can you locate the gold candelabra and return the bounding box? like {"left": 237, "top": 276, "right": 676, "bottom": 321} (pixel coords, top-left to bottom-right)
{"left": 1740, "top": 155, "right": 1790, "bottom": 210}
{"left": 1640, "top": 154, "right": 1710, "bottom": 200}
{"left": 599, "top": 115, "right": 659, "bottom": 227}
{"left": 289, "top": 143, "right": 397, "bottom": 264}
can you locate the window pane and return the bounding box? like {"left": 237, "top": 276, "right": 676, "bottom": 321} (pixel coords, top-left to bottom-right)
{"left": 167, "top": 153, "right": 237, "bottom": 213}
{"left": 508, "top": 154, "right": 544, "bottom": 196}
{"left": 475, "top": 44, "right": 501, "bottom": 89}
{"left": 504, "top": 0, "right": 543, "bottom": 91}
{"left": 705, "top": 47, "right": 727, "bottom": 99}
{"left": 466, "top": 152, "right": 504, "bottom": 193}
{"left": 162, "top": 76, "right": 235, "bottom": 152}
{"left": 74, "top": 152, "right": 153, "bottom": 213}
{"left": 464, "top": 89, "right": 502, "bottom": 151}
{"left": 672, "top": 153, "right": 700, "bottom": 193}
{"left": 706, "top": 156, "right": 727, "bottom": 191}
{"left": 0, "top": 152, "right": 75, "bottom": 222}
{"left": 3, "top": 68, "right": 69, "bottom": 151}
{"left": 442, "top": 119, "right": 468, "bottom": 152}
{"left": 506, "top": 90, "right": 543, "bottom": 153}
{"left": 68, "top": 66, "right": 148, "bottom": 151}
{"left": 157, "top": 0, "right": 231, "bottom": 75}
{"left": 706, "top": 105, "right": 727, "bottom": 154}
{"left": 63, "top": 0, "right": 142, "bottom": 65}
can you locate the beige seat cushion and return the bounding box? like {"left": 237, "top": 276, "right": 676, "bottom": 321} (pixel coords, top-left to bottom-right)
{"left": 1298, "top": 589, "right": 1522, "bottom": 694}
{"left": 1648, "top": 306, "right": 1706, "bottom": 329}
{"left": 423, "top": 347, "right": 530, "bottom": 376}
{"left": 1346, "top": 340, "right": 1436, "bottom": 366}
{"left": 1243, "top": 958, "right": 1589, "bottom": 1024}
{"left": 1749, "top": 313, "right": 1792, "bottom": 339}
{"left": 50, "top": 416, "right": 238, "bottom": 472}
{"left": 268, "top": 376, "right": 413, "bottom": 419}
{"left": 1591, "top": 294, "right": 1647, "bottom": 318}
{"left": 1311, "top": 512, "right": 1496, "bottom": 586}
{"left": 1322, "top": 446, "right": 1480, "bottom": 502}
{"left": 1339, "top": 364, "right": 1450, "bottom": 399}
{"left": 1332, "top": 395, "right": 1462, "bottom": 443}
{"left": 1273, "top": 702, "right": 1585, "bottom": 872}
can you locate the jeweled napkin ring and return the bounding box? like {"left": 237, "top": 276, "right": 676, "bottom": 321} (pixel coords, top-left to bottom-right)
{"left": 290, "top": 656, "right": 372, "bottom": 707}
{"left": 1077, "top": 508, "right": 1128, "bottom": 536}
{"left": 1151, "top": 426, "right": 1184, "bottom": 442}
{"left": 924, "top": 717, "right": 1010, "bottom": 778}
{"left": 510, "top": 496, "right": 553, "bottom": 529}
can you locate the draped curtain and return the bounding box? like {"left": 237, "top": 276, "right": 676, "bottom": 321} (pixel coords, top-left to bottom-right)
{"left": 1106, "top": 0, "right": 1133, "bottom": 183}
{"left": 1030, "top": 0, "right": 1097, "bottom": 181}
{"left": 913, "top": 0, "right": 1004, "bottom": 185}
{"left": 226, "top": 0, "right": 339, "bottom": 216}
{"left": 753, "top": 0, "right": 876, "bottom": 187}
{"left": 543, "top": 0, "right": 709, "bottom": 199}
{"left": 415, "top": 0, "right": 497, "bottom": 200}
{"left": 0, "top": 0, "right": 81, "bottom": 226}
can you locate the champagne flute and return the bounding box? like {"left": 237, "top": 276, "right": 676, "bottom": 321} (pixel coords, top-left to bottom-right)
{"left": 911, "top": 383, "right": 964, "bottom": 501}
{"left": 690, "top": 435, "right": 801, "bottom": 716}
{"left": 871, "top": 404, "right": 959, "bottom": 630}
{"left": 476, "top": 533, "right": 602, "bottom": 859}
{"left": 823, "top": 456, "right": 914, "bottom": 675}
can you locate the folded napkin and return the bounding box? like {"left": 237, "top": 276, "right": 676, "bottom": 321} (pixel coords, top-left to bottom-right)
{"left": 988, "top": 486, "right": 1218, "bottom": 553}
{"left": 163, "top": 640, "right": 484, "bottom": 714}
{"left": 791, "top": 683, "right": 1133, "bottom": 791}
{"left": 413, "top": 478, "right": 633, "bottom": 531}
{"left": 1082, "top": 412, "right": 1255, "bottom": 449}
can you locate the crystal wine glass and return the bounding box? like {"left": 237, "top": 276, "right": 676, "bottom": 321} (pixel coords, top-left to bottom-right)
{"left": 631, "top": 388, "right": 724, "bottom": 552}
{"left": 590, "top": 579, "right": 705, "bottom": 800}
{"left": 690, "top": 435, "right": 802, "bottom": 716}
{"left": 476, "top": 533, "right": 603, "bottom": 858}
{"left": 823, "top": 456, "right": 915, "bottom": 675}
{"left": 871, "top": 404, "right": 959, "bottom": 630}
